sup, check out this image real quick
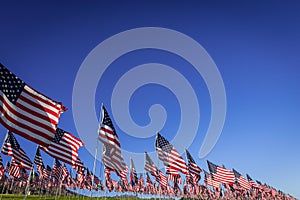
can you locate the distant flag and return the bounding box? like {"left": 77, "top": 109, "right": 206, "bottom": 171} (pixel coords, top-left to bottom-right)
{"left": 144, "top": 152, "right": 159, "bottom": 178}
{"left": 73, "top": 157, "right": 85, "bottom": 173}
{"left": 233, "top": 169, "right": 250, "bottom": 190}
{"left": 39, "top": 128, "right": 84, "bottom": 167}
{"left": 158, "top": 170, "right": 168, "bottom": 188}
{"left": 0, "top": 63, "right": 66, "bottom": 147}
{"left": 34, "top": 147, "right": 43, "bottom": 166}
{"left": 146, "top": 172, "right": 152, "bottom": 185}
{"left": 0, "top": 155, "right": 4, "bottom": 179}
{"left": 52, "top": 159, "right": 63, "bottom": 180}
{"left": 207, "top": 160, "right": 235, "bottom": 185}
{"left": 99, "top": 105, "right": 127, "bottom": 174}
{"left": 185, "top": 149, "right": 201, "bottom": 183}
{"left": 246, "top": 174, "right": 258, "bottom": 189}
{"left": 155, "top": 133, "right": 188, "bottom": 175}
{"left": 1, "top": 131, "right": 32, "bottom": 170}
{"left": 130, "top": 158, "right": 138, "bottom": 186}
{"left": 6, "top": 160, "right": 21, "bottom": 179}
{"left": 203, "top": 169, "right": 220, "bottom": 188}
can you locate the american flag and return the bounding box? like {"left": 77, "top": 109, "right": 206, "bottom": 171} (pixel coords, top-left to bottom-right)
{"left": 73, "top": 157, "right": 85, "bottom": 173}
{"left": 34, "top": 147, "right": 43, "bottom": 166}
{"left": 0, "top": 64, "right": 66, "bottom": 147}
{"left": 158, "top": 170, "right": 168, "bottom": 188}
{"left": 146, "top": 172, "right": 153, "bottom": 185}
{"left": 39, "top": 128, "right": 84, "bottom": 167}
{"left": 207, "top": 160, "right": 235, "bottom": 185}
{"left": 144, "top": 152, "right": 159, "bottom": 179}
{"left": 233, "top": 169, "right": 250, "bottom": 190}
{"left": 52, "top": 159, "right": 64, "bottom": 180}
{"left": 105, "top": 167, "right": 114, "bottom": 192}
{"left": 6, "top": 160, "right": 21, "bottom": 178}
{"left": 155, "top": 133, "right": 188, "bottom": 175}
{"left": 0, "top": 155, "right": 4, "bottom": 179}
{"left": 1, "top": 131, "right": 32, "bottom": 170}
{"left": 203, "top": 169, "right": 220, "bottom": 188}
{"left": 185, "top": 149, "right": 201, "bottom": 183}
{"left": 130, "top": 158, "right": 138, "bottom": 186}
{"left": 99, "top": 105, "right": 127, "bottom": 174}
{"left": 246, "top": 174, "right": 258, "bottom": 189}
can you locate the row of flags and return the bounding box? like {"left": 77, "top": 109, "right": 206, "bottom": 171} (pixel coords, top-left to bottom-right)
{"left": 0, "top": 63, "right": 295, "bottom": 199}
{"left": 98, "top": 105, "right": 295, "bottom": 199}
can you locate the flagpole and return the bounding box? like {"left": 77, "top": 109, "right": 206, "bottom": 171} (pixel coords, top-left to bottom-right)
{"left": 90, "top": 139, "right": 99, "bottom": 199}
{"left": 23, "top": 145, "right": 39, "bottom": 200}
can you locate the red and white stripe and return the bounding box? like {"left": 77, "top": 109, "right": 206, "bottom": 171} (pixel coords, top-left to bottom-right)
{"left": 0, "top": 85, "right": 65, "bottom": 147}
{"left": 40, "top": 131, "right": 83, "bottom": 167}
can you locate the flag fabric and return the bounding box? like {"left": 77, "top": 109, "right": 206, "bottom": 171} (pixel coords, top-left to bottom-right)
{"left": 39, "top": 128, "right": 84, "bottom": 167}
{"left": 130, "top": 158, "right": 138, "bottom": 186}
{"left": 185, "top": 149, "right": 201, "bottom": 183}
{"left": 73, "top": 157, "right": 85, "bottom": 173}
{"left": 6, "top": 160, "right": 21, "bottom": 178}
{"left": 203, "top": 169, "right": 220, "bottom": 188}
{"left": 52, "top": 159, "right": 64, "bottom": 180}
{"left": 34, "top": 147, "right": 43, "bottom": 166}
{"left": 246, "top": 174, "right": 258, "bottom": 189}
{"left": 207, "top": 160, "right": 235, "bottom": 185}
{"left": 99, "top": 105, "right": 127, "bottom": 174}
{"left": 0, "top": 155, "right": 4, "bottom": 179}
{"left": 233, "top": 169, "right": 250, "bottom": 190}
{"left": 0, "top": 63, "right": 66, "bottom": 147}
{"left": 155, "top": 133, "right": 188, "bottom": 175}
{"left": 1, "top": 131, "right": 32, "bottom": 170}
{"left": 144, "top": 152, "right": 159, "bottom": 178}
{"left": 159, "top": 170, "right": 168, "bottom": 188}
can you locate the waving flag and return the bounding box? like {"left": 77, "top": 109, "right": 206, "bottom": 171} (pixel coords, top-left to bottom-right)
{"left": 185, "top": 149, "right": 201, "bottom": 183}
{"left": 233, "top": 169, "right": 250, "bottom": 190}
{"left": 0, "top": 155, "right": 4, "bottom": 179}
{"left": 130, "top": 158, "right": 138, "bottom": 186}
{"left": 0, "top": 63, "right": 66, "bottom": 147}
{"left": 40, "top": 128, "right": 84, "bottom": 167}
{"left": 6, "top": 160, "right": 21, "bottom": 178}
{"left": 99, "top": 105, "right": 127, "bottom": 174}
{"left": 246, "top": 174, "right": 258, "bottom": 189}
{"left": 34, "top": 147, "right": 43, "bottom": 166}
{"left": 155, "top": 133, "right": 188, "bottom": 175}
{"left": 203, "top": 169, "right": 220, "bottom": 188}
{"left": 1, "top": 131, "right": 32, "bottom": 170}
{"left": 207, "top": 160, "right": 235, "bottom": 185}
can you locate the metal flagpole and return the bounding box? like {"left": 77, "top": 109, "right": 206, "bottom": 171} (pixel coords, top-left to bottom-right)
{"left": 90, "top": 103, "right": 104, "bottom": 199}
{"left": 90, "top": 139, "right": 99, "bottom": 199}
{"left": 24, "top": 145, "right": 39, "bottom": 200}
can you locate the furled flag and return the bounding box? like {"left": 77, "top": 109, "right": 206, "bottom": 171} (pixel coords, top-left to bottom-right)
{"left": 0, "top": 63, "right": 66, "bottom": 147}
{"left": 39, "top": 128, "right": 84, "bottom": 167}
{"left": 34, "top": 147, "right": 43, "bottom": 166}
{"left": 99, "top": 105, "right": 127, "bottom": 174}
{"left": 155, "top": 133, "right": 188, "bottom": 175}
{"left": 207, "top": 160, "right": 235, "bottom": 185}
{"left": 130, "top": 158, "right": 138, "bottom": 186}
{"left": 233, "top": 169, "right": 250, "bottom": 190}
{"left": 185, "top": 149, "right": 201, "bottom": 183}
{"left": 1, "top": 131, "right": 32, "bottom": 169}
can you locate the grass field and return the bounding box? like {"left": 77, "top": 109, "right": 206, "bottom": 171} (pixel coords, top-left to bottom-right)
{"left": 0, "top": 195, "right": 140, "bottom": 200}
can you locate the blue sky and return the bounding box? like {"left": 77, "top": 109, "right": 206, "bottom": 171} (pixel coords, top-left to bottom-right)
{"left": 0, "top": 0, "right": 300, "bottom": 198}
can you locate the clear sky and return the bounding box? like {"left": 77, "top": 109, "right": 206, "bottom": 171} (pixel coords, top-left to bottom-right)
{"left": 0, "top": 0, "right": 299, "bottom": 198}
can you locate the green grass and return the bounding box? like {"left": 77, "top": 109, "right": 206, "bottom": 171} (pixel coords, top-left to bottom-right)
{"left": 0, "top": 195, "right": 135, "bottom": 200}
